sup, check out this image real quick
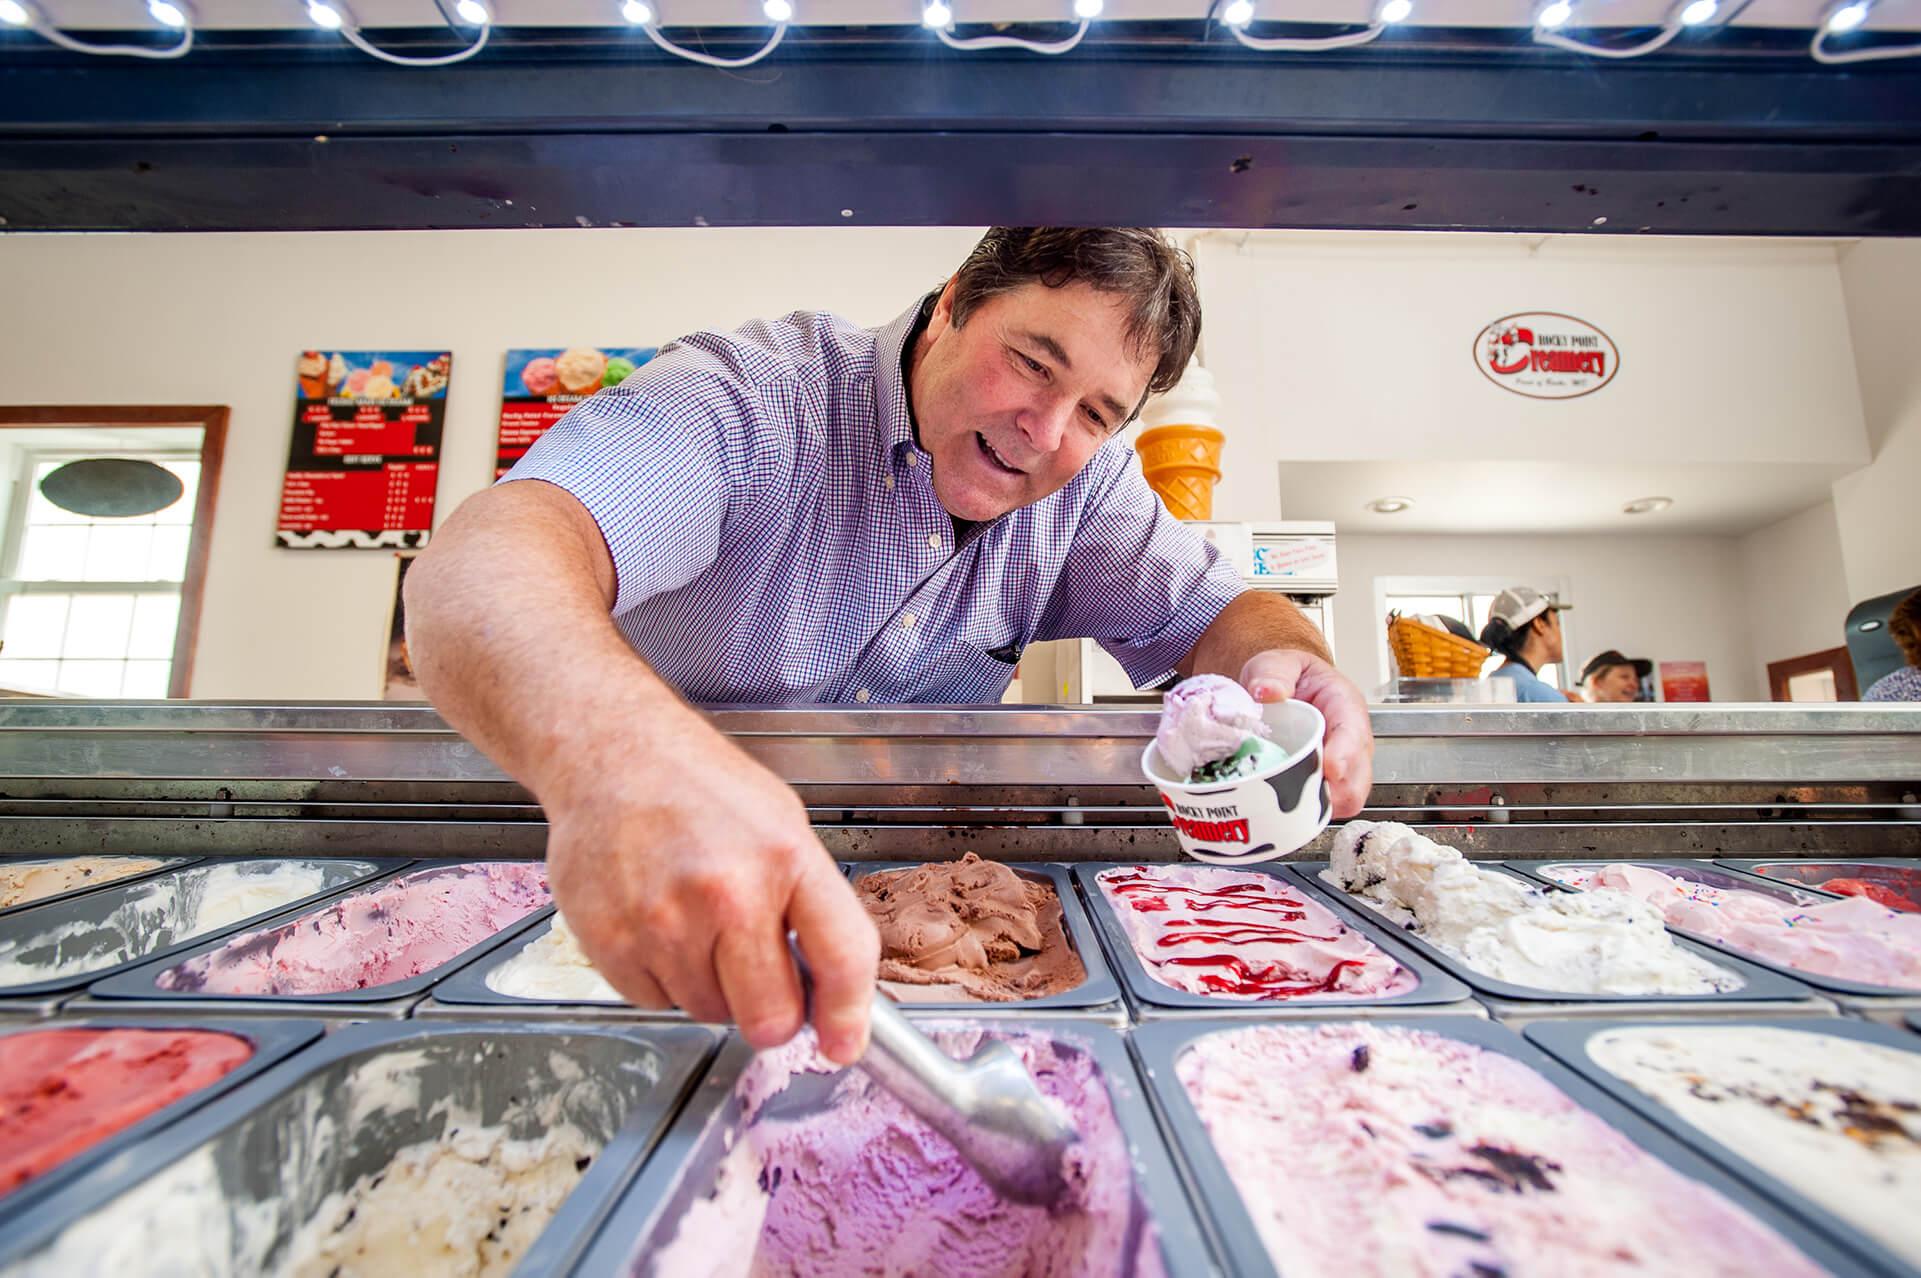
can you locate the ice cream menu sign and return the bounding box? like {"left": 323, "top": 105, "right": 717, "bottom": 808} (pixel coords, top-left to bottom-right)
{"left": 495, "top": 346, "right": 655, "bottom": 477}
{"left": 275, "top": 350, "right": 450, "bottom": 550}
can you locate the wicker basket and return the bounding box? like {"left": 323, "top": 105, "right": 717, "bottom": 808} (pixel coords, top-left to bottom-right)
{"left": 1387, "top": 612, "right": 1492, "bottom": 679}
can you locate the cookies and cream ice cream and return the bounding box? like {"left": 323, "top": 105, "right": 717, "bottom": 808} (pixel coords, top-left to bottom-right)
{"left": 1588, "top": 1025, "right": 1921, "bottom": 1268}
{"left": 1178, "top": 1023, "right": 1823, "bottom": 1278}
{"left": 1152, "top": 674, "right": 1280, "bottom": 783}
{"left": 855, "top": 855, "right": 1085, "bottom": 1002}
{"left": 1328, "top": 821, "right": 1739, "bottom": 995}
{"left": 1096, "top": 864, "right": 1415, "bottom": 1000}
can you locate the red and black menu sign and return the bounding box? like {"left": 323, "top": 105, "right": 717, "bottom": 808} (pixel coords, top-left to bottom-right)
{"left": 275, "top": 349, "right": 450, "bottom": 550}
{"left": 495, "top": 346, "right": 655, "bottom": 477}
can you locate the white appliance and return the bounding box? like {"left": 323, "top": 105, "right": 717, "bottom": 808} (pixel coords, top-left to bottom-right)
{"left": 1031, "top": 521, "right": 1339, "bottom": 703}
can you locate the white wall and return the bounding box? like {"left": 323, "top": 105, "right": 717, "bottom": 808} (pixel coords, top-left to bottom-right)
{"left": 1736, "top": 500, "right": 1852, "bottom": 693}
{"left": 1835, "top": 240, "right": 1921, "bottom": 604}
{"left": 0, "top": 228, "right": 982, "bottom": 697}
{"left": 1333, "top": 531, "right": 1760, "bottom": 701}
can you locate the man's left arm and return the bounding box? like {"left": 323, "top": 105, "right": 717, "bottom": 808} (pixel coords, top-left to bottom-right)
{"left": 1175, "top": 591, "right": 1373, "bottom": 818}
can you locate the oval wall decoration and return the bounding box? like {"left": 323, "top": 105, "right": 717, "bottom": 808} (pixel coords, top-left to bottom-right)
{"left": 1473, "top": 312, "right": 1620, "bottom": 400}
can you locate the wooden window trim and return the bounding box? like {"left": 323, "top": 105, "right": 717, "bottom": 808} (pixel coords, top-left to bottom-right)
{"left": 1766, "top": 646, "right": 1860, "bottom": 703}
{"left": 0, "top": 406, "right": 227, "bottom": 698}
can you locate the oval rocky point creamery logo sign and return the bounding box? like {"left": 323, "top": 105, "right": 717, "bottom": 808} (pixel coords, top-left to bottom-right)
{"left": 1474, "top": 312, "right": 1620, "bottom": 400}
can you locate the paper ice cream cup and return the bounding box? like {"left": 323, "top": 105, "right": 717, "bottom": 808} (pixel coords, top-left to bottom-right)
{"left": 1142, "top": 699, "right": 1330, "bottom": 865}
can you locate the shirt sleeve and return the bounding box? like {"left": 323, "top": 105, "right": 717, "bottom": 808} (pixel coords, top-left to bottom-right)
{"left": 497, "top": 338, "right": 780, "bottom": 618}
{"left": 1032, "top": 450, "right": 1244, "bottom": 688}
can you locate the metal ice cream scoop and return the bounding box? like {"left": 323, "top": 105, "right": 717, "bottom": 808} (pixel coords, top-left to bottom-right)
{"left": 789, "top": 944, "right": 1080, "bottom": 1206}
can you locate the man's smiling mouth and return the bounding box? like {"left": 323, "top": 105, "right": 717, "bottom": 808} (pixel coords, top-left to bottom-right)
{"left": 976, "top": 432, "right": 1023, "bottom": 475}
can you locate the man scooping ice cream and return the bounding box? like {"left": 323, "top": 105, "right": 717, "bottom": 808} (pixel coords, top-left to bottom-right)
{"left": 406, "top": 227, "right": 1373, "bottom": 1065}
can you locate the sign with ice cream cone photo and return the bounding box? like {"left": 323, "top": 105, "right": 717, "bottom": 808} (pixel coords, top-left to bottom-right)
{"left": 496, "top": 346, "right": 657, "bottom": 477}
{"left": 1143, "top": 677, "right": 1331, "bottom": 865}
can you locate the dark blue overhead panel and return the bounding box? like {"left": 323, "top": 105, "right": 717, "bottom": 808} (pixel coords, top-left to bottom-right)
{"left": 0, "top": 23, "right": 1917, "bottom": 235}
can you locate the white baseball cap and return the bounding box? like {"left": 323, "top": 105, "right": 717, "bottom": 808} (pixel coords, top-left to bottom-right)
{"left": 1486, "top": 586, "right": 1570, "bottom": 633}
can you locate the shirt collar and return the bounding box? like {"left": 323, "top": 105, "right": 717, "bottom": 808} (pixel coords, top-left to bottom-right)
{"left": 873, "top": 292, "right": 937, "bottom": 465}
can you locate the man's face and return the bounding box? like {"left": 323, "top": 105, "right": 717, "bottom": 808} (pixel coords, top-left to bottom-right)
{"left": 1535, "top": 609, "right": 1566, "bottom": 664}
{"left": 1585, "top": 663, "right": 1641, "bottom": 702}
{"left": 909, "top": 278, "right": 1157, "bottom": 523}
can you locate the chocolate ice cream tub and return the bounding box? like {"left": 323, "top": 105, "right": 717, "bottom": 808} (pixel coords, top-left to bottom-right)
{"left": 420, "top": 908, "right": 690, "bottom": 1023}
{"left": 1527, "top": 1017, "right": 1921, "bottom": 1278}
{"left": 0, "top": 857, "right": 405, "bottom": 1004}
{"left": 1509, "top": 857, "right": 1921, "bottom": 999}
{"left": 570, "top": 1020, "right": 1214, "bottom": 1277}
{"left": 0, "top": 1017, "right": 321, "bottom": 1222}
{"left": 1132, "top": 1016, "right": 1862, "bottom": 1278}
{"left": 0, "top": 1021, "right": 718, "bottom": 1275}
{"left": 0, "top": 856, "right": 197, "bottom": 920}
{"left": 850, "top": 860, "right": 1124, "bottom": 1018}
{"left": 1294, "top": 860, "right": 1826, "bottom": 1012}
{"left": 86, "top": 860, "right": 549, "bottom": 1014}
{"left": 1074, "top": 862, "right": 1477, "bottom": 1021}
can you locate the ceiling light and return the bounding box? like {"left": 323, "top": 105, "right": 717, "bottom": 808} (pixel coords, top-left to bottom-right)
{"left": 453, "top": 0, "right": 488, "bottom": 24}
{"left": 1221, "top": 0, "right": 1256, "bottom": 27}
{"left": 1622, "top": 496, "right": 1673, "bottom": 515}
{"left": 1679, "top": 0, "right": 1716, "bottom": 24}
{"left": 1826, "top": 0, "right": 1869, "bottom": 30}
{"left": 1537, "top": 0, "right": 1572, "bottom": 26}
{"left": 1074, "top": 0, "right": 1105, "bottom": 16}
{"left": 306, "top": 0, "right": 344, "bottom": 29}
{"left": 921, "top": 0, "right": 951, "bottom": 27}
{"left": 1379, "top": 0, "right": 1413, "bottom": 21}
{"left": 620, "top": 0, "right": 653, "bottom": 22}
{"left": 147, "top": 0, "right": 188, "bottom": 27}
{"left": 763, "top": 0, "right": 794, "bottom": 20}
{"left": 0, "top": 0, "right": 29, "bottom": 24}
{"left": 1365, "top": 496, "right": 1415, "bottom": 514}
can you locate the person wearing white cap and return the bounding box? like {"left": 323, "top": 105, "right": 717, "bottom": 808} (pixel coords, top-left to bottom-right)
{"left": 1478, "top": 586, "right": 1572, "bottom": 703}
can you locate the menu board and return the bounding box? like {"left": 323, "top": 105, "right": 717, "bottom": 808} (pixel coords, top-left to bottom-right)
{"left": 275, "top": 350, "right": 450, "bottom": 550}
{"left": 495, "top": 346, "right": 656, "bottom": 477}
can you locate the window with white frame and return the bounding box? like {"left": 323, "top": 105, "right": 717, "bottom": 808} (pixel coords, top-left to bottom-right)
{"left": 0, "top": 450, "right": 199, "bottom": 697}
{"left": 1378, "top": 579, "right": 1569, "bottom": 690}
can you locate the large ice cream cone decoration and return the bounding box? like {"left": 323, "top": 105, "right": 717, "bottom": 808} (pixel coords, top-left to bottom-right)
{"left": 1135, "top": 359, "right": 1225, "bottom": 519}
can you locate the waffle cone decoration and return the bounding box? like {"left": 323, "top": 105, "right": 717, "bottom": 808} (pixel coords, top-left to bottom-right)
{"left": 1136, "top": 424, "right": 1225, "bottom": 520}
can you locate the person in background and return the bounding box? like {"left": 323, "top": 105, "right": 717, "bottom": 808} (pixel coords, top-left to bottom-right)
{"left": 1578, "top": 649, "right": 1651, "bottom": 703}
{"left": 1478, "top": 586, "right": 1572, "bottom": 703}
{"left": 1862, "top": 589, "right": 1921, "bottom": 702}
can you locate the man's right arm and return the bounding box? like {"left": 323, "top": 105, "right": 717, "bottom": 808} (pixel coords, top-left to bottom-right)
{"left": 403, "top": 479, "right": 878, "bottom": 1063}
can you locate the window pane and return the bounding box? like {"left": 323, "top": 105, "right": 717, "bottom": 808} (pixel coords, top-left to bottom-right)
{"left": 128, "top": 595, "right": 181, "bottom": 660}
{"left": 17, "top": 526, "right": 88, "bottom": 581}
{"left": 0, "top": 659, "right": 62, "bottom": 693}
{"left": 147, "top": 526, "right": 191, "bottom": 581}
{"left": 1539, "top": 663, "right": 1562, "bottom": 688}
{"left": 121, "top": 660, "right": 172, "bottom": 698}
{"left": 55, "top": 660, "right": 124, "bottom": 698}
{"left": 1469, "top": 594, "right": 1498, "bottom": 636}
{"left": 3, "top": 595, "right": 70, "bottom": 659}
{"left": 63, "top": 595, "right": 135, "bottom": 660}
{"left": 83, "top": 525, "right": 155, "bottom": 583}
{"left": 156, "top": 462, "right": 200, "bottom": 525}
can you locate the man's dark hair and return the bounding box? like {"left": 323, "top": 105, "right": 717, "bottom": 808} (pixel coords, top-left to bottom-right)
{"left": 1892, "top": 588, "right": 1921, "bottom": 668}
{"left": 948, "top": 228, "right": 1201, "bottom": 420}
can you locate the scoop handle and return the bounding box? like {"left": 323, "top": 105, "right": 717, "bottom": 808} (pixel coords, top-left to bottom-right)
{"left": 786, "top": 937, "right": 961, "bottom": 1112}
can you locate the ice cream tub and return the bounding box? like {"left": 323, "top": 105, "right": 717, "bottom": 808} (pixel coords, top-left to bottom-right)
{"left": 1719, "top": 857, "right": 1921, "bottom": 913}
{"left": 88, "top": 860, "right": 552, "bottom": 1006}
{"left": 425, "top": 907, "right": 688, "bottom": 1021}
{"left": 1131, "top": 1016, "right": 1862, "bottom": 1278}
{"left": 0, "top": 1017, "right": 321, "bottom": 1220}
{"left": 0, "top": 857, "right": 404, "bottom": 1000}
{"left": 1508, "top": 858, "right": 1921, "bottom": 998}
{"left": 1073, "top": 861, "right": 1474, "bottom": 1018}
{"left": 570, "top": 1020, "right": 1214, "bottom": 1277}
{"left": 0, "top": 1020, "right": 718, "bottom": 1276}
{"left": 1527, "top": 1017, "right": 1921, "bottom": 1278}
{"left": 1143, "top": 696, "right": 1329, "bottom": 865}
{"left": 846, "top": 859, "right": 1123, "bottom": 1013}
{"left": 1296, "top": 860, "right": 1819, "bottom": 1004}
{"left": 1831, "top": 992, "right": 1921, "bottom": 1029}
{"left": 0, "top": 856, "right": 196, "bottom": 919}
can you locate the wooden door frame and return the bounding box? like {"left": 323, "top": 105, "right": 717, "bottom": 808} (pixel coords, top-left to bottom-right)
{"left": 0, "top": 406, "right": 228, "bottom": 698}
{"left": 1767, "top": 646, "right": 1860, "bottom": 702}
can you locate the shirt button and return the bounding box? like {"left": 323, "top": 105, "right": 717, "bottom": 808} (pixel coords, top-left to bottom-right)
{"left": 883, "top": 474, "right": 895, "bottom": 490}
{"left": 855, "top": 688, "right": 871, "bottom": 703}
{"left": 901, "top": 613, "right": 916, "bottom": 630}
{"left": 926, "top": 533, "right": 942, "bottom": 550}
{"left": 905, "top": 453, "right": 920, "bottom": 467}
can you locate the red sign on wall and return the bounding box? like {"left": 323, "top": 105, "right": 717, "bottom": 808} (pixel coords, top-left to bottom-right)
{"left": 1659, "top": 660, "right": 1712, "bottom": 703}
{"left": 1474, "top": 312, "right": 1620, "bottom": 400}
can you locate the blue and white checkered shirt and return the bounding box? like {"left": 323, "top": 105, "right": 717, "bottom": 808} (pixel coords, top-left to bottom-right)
{"left": 502, "top": 298, "right": 1243, "bottom": 705}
